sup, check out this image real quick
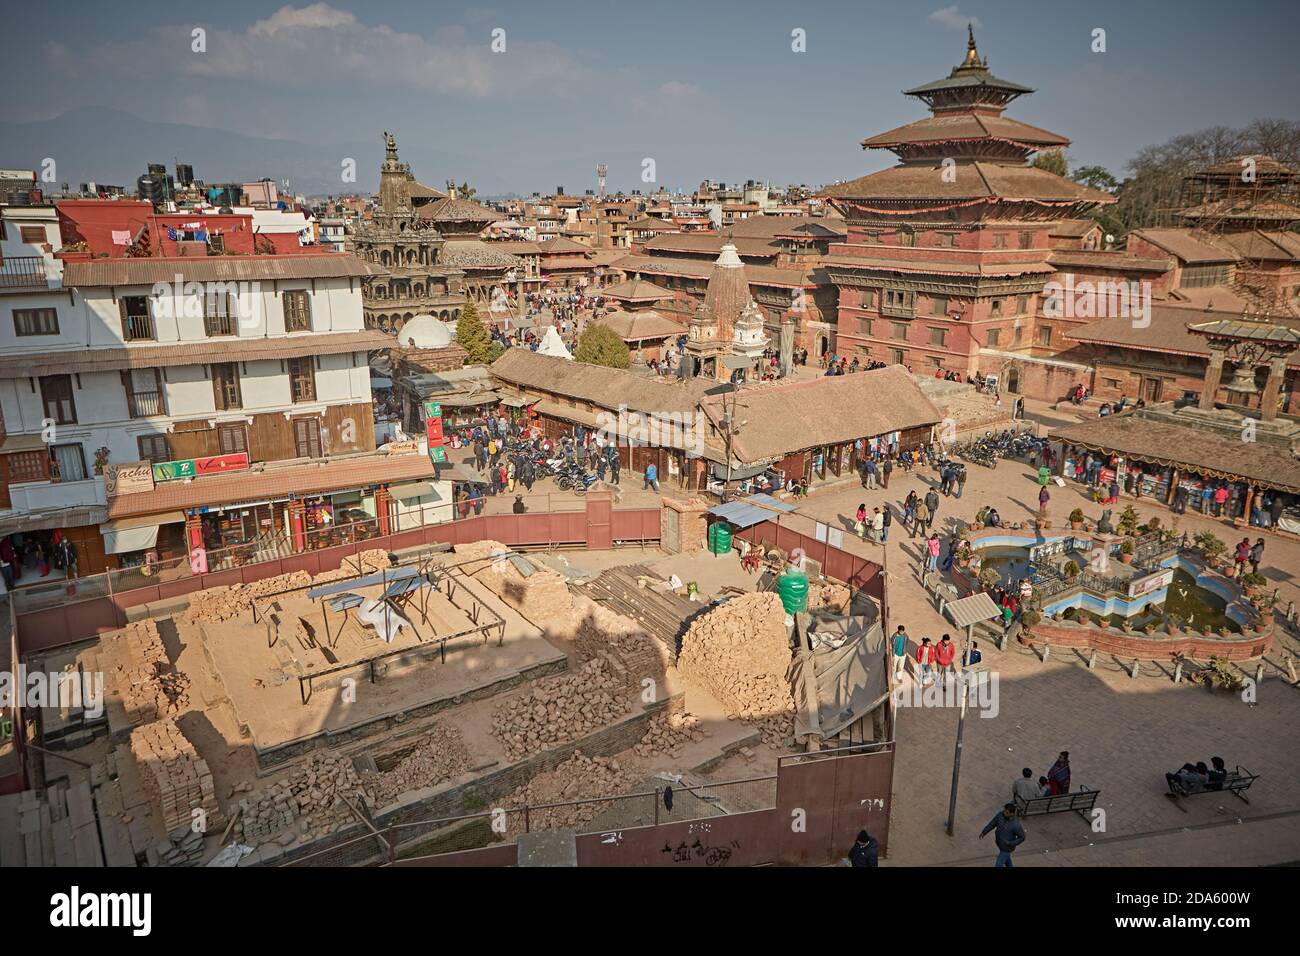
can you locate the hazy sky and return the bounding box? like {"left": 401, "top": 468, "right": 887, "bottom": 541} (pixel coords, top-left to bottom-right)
{"left": 4, "top": 0, "right": 1298, "bottom": 194}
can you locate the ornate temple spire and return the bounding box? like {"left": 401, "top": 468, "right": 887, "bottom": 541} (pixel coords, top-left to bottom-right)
{"left": 961, "top": 24, "right": 982, "bottom": 68}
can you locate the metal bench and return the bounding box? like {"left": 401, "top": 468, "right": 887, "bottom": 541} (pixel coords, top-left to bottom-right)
{"left": 1166, "top": 766, "right": 1258, "bottom": 812}
{"left": 1014, "top": 785, "right": 1101, "bottom": 823}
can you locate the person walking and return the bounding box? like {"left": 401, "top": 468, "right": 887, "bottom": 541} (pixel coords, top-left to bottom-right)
{"left": 891, "top": 625, "right": 909, "bottom": 678}
{"left": 848, "top": 830, "right": 879, "bottom": 867}
{"left": 881, "top": 457, "right": 893, "bottom": 489}
{"left": 609, "top": 448, "right": 621, "bottom": 485}
{"left": 979, "top": 804, "right": 1026, "bottom": 867}
{"left": 955, "top": 464, "right": 967, "bottom": 499}
{"left": 913, "top": 500, "right": 929, "bottom": 539}
{"left": 934, "top": 633, "right": 956, "bottom": 681}
{"left": 915, "top": 637, "right": 935, "bottom": 685}
{"left": 926, "top": 532, "right": 941, "bottom": 572}
{"left": 1038, "top": 485, "right": 1051, "bottom": 518}
{"left": 880, "top": 504, "right": 892, "bottom": 542}
{"left": 924, "top": 489, "right": 940, "bottom": 530}
{"left": 872, "top": 507, "right": 885, "bottom": 544}
{"left": 1249, "top": 538, "right": 1265, "bottom": 575}
{"left": 644, "top": 461, "right": 659, "bottom": 492}
{"left": 855, "top": 504, "right": 868, "bottom": 541}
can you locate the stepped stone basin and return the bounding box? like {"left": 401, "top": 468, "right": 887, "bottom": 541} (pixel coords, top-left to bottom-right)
{"left": 950, "top": 528, "right": 1273, "bottom": 662}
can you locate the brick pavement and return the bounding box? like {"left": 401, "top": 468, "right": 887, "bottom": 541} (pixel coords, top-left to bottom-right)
{"left": 783, "top": 450, "right": 1300, "bottom": 866}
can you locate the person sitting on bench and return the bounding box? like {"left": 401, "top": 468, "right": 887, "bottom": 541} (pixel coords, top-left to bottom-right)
{"left": 1206, "top": 756, "right": 1229, "bottom": 790}
{"left": 1166, "top": 762, "right": 1209, "bottom": 795}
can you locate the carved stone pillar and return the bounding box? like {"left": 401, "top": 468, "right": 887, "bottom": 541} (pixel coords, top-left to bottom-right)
{"left": 1200, "top": 344, "right": 1226, "bottom": 410}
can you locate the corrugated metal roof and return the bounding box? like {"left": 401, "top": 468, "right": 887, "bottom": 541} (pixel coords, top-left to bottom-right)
{"left": 943, "top": 592, "right": 1003, "bottom": 629}
{"left": 708, "top": 493, "right": 796, "bottom": 529}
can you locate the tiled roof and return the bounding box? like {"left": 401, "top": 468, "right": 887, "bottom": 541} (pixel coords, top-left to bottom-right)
{"left": 1064, "top": 306, "right": 1300, "bottom": 362}
{"left": 821, "top": 162, "right": 1115, "bottom": 205}
{"left": 862, "top": 113, "right": 1069, "bottom": 149}
{"left": 0, "top": 330, "right": 391, "bottom": 378}
{"left": 62, "top": 254, "right": 382, "bottom": 286}
{"left": 439, "top": 239, "right": 524, "bottom": 269}
{"left": 613, "top": 254, "right": 816, "bottom": 289}
{"left": 700, "top": 365, "right": 942, "bottom": 464}
{"left": 601, "top": 277, "right": 675, "bottom": 302}
{"left": 537, "top": 237, "right": 593, "bottom": 254}
{"left": 1215, "top": 230, "right": 1300, "bottom": 262}
{"left": 1048, "top": 250, "right": 1173, "bottom": 273}
{"left": 822, "top": 255, "right": 1054, "bottom": 278}
{"left": 1128, "top": 229, "right": 1237, "bottom": 264}
{"left": 644, "top": 234, "right": 778, "bottom": 258}
{"left": 1048, "top": 413, "right": 1300, "bottom": 493}
{"left": 106, "top": 452, "right": 436, "bottom": 518}
{"left": 490, "top": 349, "right": 708, "bottom": 415}
{"left": 416, "top": 196, "right": 499, "bottom": 223}
{"left": 596, "top": 310, "right": 686, "bottom": 342}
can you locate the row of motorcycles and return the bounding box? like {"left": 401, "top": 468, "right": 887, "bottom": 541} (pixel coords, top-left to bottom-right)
{"left": 498, "top": 436, "right": 606, "bottom": 496}
{"left": 952, "top": 428, "right": 1049, "bottom": 468}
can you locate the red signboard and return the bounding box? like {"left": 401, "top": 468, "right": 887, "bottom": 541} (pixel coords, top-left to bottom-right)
{"left": 425, "top": 417, "right": 444, "bottom": 445}
{"left": 194, "top": 452, "right": 250, "bottom": 476}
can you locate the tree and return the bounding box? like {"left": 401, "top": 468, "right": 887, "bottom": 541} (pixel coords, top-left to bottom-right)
{"left": 456, "top": 300, "right": 494, "bottom": 365}
{"left": 574, "top": 323, "right": 630, "bottom": 369}
{"left": 457, "top": 182, "right": 478, "bottom": 201}
{"left": 1032, "top": 149, "right": 1069, "bottom": 177}
{"left": 1072, "top": 165, "right": 1118, "bottom": 193}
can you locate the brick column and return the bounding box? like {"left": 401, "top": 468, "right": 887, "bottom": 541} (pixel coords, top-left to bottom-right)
{"left": 1199, "top": 344, "right": 1226, "bottom": 411}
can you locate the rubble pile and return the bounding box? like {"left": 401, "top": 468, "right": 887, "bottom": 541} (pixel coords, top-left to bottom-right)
{"left": 754, "top": 715, "right": 795, "bottom": 749}
{"left": 492, "top": 656, "right": 630, "bottom": 760}
{"left": 453, "top": 540, "right": 574, "bottom": 624}
{"left": 313, "top": 550, "right": 395, "bottom": 583}
{"left": 677, "top": 593, "right": 794, "bottom": 721}
{"left": 503, "top": 751, "right": 637, "bottom": 837}
{"left": 233, "top": 753, "right": 366, "bottom": 845}
{"left": 632, "top": 708, "right": 705, "bottom": 759}
{"left": 361, "top": 723, "right": 472, "bottom": 806}
{"left": 572, "top": 595, "right": 665, "bottom": 685}
{"left": 812, "top": 582, "right": 852, "bottom": 613}
{"left": 184, "top": 573, "right": 311, "bottom": 623}
{"left": 108, "top": 619, "right": 191, "bottom": 724}
{"left": 128, "top": 718, "right": 222, "bottom": 833}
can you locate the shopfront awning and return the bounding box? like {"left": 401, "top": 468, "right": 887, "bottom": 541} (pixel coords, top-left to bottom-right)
{"left": 100, "top": 511, "right": 186, "bottom": 554}
{"left": 434, "top": 392, "right": 501, "bottom": 408}
{"left": 498, "top": 395, "right": 534, "bottom": 408}
{"left": 390, "top": 481, "right": 439, "bottom": 502}
{"left": 707, "top": 493, "right": 796, "bottom": 530}
{"left": 711, "top": 461, "right": 772, "bottom": 481}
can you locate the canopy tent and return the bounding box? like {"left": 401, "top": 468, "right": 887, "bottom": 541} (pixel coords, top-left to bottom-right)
{"left": 536, "top": 326, "right": 573, "bottom": 359}
{"left": 389, "top": 481, "right": 440, "bottom": 502}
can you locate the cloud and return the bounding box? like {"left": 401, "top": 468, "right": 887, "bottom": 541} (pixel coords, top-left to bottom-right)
{"left": 928, "top": 6, "right": 981, "bottom": 31}
{"left": 250, "top": 3, "right": 358, "bottom": 37}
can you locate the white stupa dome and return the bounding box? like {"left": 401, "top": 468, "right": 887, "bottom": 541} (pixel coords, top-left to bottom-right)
{"left": 400, "top": 314, "right": 455, "bottom": 348}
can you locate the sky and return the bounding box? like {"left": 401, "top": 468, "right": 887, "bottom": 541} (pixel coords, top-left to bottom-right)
{"left": 3, "top": 0, "right": 1298, "bottom": 195}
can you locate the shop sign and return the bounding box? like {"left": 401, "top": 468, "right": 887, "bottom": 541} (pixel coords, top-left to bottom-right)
{"left": 104, "top": 461, "right": 155, "bottom": 497}
{"left": 423, "top": 401, "right": 442, "bottom": 420}
{"left": 429, "top": 445, "right": 448, "bottom": 464}
{"left": 385, "top": 440, "right": 420, "bottom": 456}
{"left": 152, "top": 459, "right": 197, "bottom": 482}
{"left": 194, "top": 452, "right": 250, "bottom": 476}
{"left": 426, "top": 416, "right": 445, "bottom": 444}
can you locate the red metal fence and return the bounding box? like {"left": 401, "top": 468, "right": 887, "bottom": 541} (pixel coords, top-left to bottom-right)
{"left": 733, "top": 519, "right": 886, "bottom": 604}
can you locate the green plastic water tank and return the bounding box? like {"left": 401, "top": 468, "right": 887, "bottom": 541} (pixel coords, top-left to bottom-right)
{"left": 708, "top": 521, "right": 732, "bottom": 555}
{"left": 777, "top": 567, "right": 809, "bottom": 614}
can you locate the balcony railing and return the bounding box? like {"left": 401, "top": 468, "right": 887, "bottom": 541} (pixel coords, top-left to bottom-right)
{"left": 204, "top": 312, "right": 236, "bottom": 336}
{"left": 126, "top": 389, "right": 166, "bottom": 418}
{"left": 880, "top": 300, "right": 916, "bottom": 319}
{"left": 122, "top": 313, "right": 156, "bottom": 341}
{"left": 0, "top": 256, "right": 52, "bottom": 290}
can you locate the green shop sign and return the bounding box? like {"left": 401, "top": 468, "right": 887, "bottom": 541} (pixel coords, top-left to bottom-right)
{"left": 424, "top": 401, "right": 442, "bottom": 420}
{"left": 152, "top": 459, "right": 196, "bottom": 481}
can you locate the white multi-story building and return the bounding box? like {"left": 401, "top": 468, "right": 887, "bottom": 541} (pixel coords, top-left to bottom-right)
{"left": 0, "top": 249, "right": 444, "bottom": 584}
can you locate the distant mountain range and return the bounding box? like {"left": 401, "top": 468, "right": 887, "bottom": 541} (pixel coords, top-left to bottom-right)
{"left": 0, "top": 108, "right": 487, "bottom": 197}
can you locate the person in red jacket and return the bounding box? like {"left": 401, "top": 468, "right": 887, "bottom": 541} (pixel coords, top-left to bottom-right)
{"left": 915, "top": 637, "right": 936, "bottom": 685}
{"left": 934, "top": 633, "right": 957, "bottom": 682}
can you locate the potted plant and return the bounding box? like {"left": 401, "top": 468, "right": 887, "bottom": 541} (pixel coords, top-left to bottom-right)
{"left": 978, "top": 566, "right": 1001, "bottom": 591}
{"left": 1200, "top": 656, "right": 1244, "bottom": 693}
{"left": 1117, "top": 504, "right": 1140, "bottom": 535}
{"left": 1021, "top": 609, "right": 1042, "bottom": 633}
{"left": 1240, "top": 571, "right": 1265, "bottom": 595}
{"left": 1119, "top": 538, "right": 1135, "bottom": 564}
{"left": 956, "top": 543, "right": 973, "bottom": 568}
{"left": 1063, "top": 559, "right": 1081, "bottom": 581}
{"left": 1142, "top": 622, "right": 1156, "bottom": 634}
{"left": 1068, "top": 508, "right": 1085, "bottom": 530}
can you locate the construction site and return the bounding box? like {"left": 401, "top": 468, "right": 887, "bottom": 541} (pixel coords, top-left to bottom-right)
{"left": 1, "top": 526, "right": 896, "bottom": 869}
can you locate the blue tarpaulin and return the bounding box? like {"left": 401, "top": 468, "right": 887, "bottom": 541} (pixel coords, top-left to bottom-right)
{"left": 307, "top": 565, "right": 415, "bottom": 601}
